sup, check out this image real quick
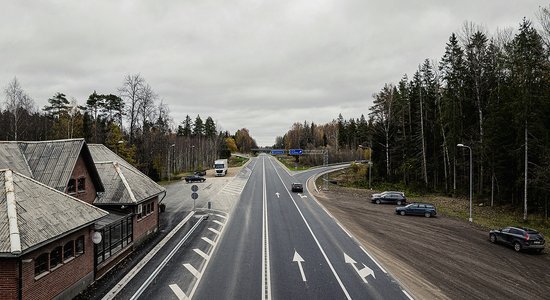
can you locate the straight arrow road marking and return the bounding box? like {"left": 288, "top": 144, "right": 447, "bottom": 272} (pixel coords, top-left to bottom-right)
{"left": 276, "top": 192, "right": 280, "bottom": 198}
{"left": 184, "top": 263, "right": 201, "bottom": 278}
{"left": 293, "top": 251, "right": 307, "bottom": 282}
{"left": 344, "top": 253, "right": 375, "bottom": 284}
{"left": 169, "top": 284, "right": 189, "bottom": 300}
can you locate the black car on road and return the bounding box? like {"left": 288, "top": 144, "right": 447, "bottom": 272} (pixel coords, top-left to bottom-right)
{"left": 184, "top": 175, "right": 206, "bottom": 183}
{"left": 291, "top": 183, "right": 303, "bottom": 193}
{"left": 489, "top": 227, "right": 545, "bottom": 253}
{"left": 371, "top": 191, "right": 406, "bottom": 205}
{"left": 396, "top": 203, "right": 437, "bottom": 218}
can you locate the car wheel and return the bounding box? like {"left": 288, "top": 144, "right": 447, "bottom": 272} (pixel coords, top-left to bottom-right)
{"left": 424, "top": 212, "right": 431, "bottom": 218}
{"left": 376, "top": 199, "right": 381, "bottom": 204}
{"left": 536, "top": 249, "right": 543, "bottom": 254}
{"left": 489, "top": 234, "right": 496, "bottom": 243}
{"left": 513, "top": 242, "right": 522, "bottom": 252}
{"left": 397, "top": 200, "right": 402, "bottom": 205}
{"left": 400, "top": 211, "right": 405, "bottom": 216}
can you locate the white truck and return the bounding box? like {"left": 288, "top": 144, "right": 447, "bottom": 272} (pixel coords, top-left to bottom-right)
{"left": 214, "top": 159, "right": 228, "bottom": 177}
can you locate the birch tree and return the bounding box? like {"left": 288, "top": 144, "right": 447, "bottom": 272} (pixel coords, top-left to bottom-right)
{"left": 3, "top": 77, "right": 34, "bottom": 140}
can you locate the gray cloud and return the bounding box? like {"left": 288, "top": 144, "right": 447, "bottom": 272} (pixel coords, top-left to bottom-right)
{"left": 0, "top": 0, "right": 545, "bottom": 145}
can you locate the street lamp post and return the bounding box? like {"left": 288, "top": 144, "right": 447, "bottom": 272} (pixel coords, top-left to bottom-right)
{"left": 168, "top": 144, "right": 175, "bottom": 181}
{"left": 457, "top": 143, "right": 473, "bottom": 222}
{"left": 358, "top": 144, "right": 372, "bottom": 190}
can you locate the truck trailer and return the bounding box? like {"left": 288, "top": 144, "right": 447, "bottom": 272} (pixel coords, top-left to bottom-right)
{"left": 214, "top": 159, "right": 228, "bottom": 177}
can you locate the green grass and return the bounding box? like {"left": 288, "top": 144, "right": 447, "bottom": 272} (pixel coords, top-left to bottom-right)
{"left": 276, "top": 156, "right": 312, "bottom": 171}
{"left": 229, "top": 156, "right": 249, "bottom": 167}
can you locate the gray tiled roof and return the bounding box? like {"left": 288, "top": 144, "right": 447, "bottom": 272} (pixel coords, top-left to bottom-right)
{"left": 0, "top": 139, "right": 104, "bottom": 193}
{"left": 18, "top": 139, "right": 85, "bottom": 191}
{"left": 88, "top": 144, "right": 165, "bottom": 205}
{"left": 0, "top": 169, "right": 108, "bottom": 256}
{"left": 0, "top": 142, "right": 33, "bottom": 177}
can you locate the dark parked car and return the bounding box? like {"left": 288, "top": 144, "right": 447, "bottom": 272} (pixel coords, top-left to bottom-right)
{"left": 291, "top": 183, "right": 303, "bottom": 193}
{"left": 371, "top": 191, "right": 406, "bottom": 205}
{"left": 396, "top": 203, "right": 436, "bottom": 218}
{"left": 184, "top": 175, "right": 206, "bottom": 183}
{"left": 489, "top": 227, "right": 545, "bottom": 253}
{"left": 194, "top": 170, "right": 206, "bottom": 176}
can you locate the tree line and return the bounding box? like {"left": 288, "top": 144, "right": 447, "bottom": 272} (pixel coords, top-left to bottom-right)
{"left": 1, "top": 74, "right": 258, "bottom": 181}
{"left": 276, "top": 12, "right": 550, "bottom": 219}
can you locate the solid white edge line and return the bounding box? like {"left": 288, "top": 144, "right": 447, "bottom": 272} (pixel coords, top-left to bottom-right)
{"left": 213, "top": 220, "right": 225, "bottom": 226}
{"left": 169, "top": 284, "right": 189, "bottom": 300}
{"left": 213, "top": 214, "right": 227, "bottom": 219}
{"left": 261, "top": 157, "right": 272, "bottom": 300}
{"left": 337, "top": 222, "right": 353, "bottom": 238}
{"left": 268, "top": 157, "right": 351, "bottom": 300}
{"left": 402, "top": 289, "right": 415, "bottom": 300}
{"left": 102, "top": 211, "right": 196, "bottom": 300}
{"left": 359, "top": 246, "right": 387, "bottom": 274}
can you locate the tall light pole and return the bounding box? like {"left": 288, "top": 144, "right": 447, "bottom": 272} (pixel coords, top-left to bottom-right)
{"left": 358, "top": 144, "right": 372, "bottom": 190}
{"left": 168, "top": 144, "right": 175, "bottom": 181}
{"left": 457, "top": 143, "right": 473, "bottom": 222}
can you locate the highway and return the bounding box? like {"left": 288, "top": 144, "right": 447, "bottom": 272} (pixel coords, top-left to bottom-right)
{"left": 191, "top": 154, "right": 410, "bottom": 299}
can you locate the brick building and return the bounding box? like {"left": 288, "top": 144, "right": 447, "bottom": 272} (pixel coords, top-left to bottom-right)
{"left": 0, "top": 139, "right": 166, "bottom": 299}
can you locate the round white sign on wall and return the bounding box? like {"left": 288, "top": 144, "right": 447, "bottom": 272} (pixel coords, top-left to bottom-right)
{"left": 92, "top": 231, "right": 102, "bottom": 244}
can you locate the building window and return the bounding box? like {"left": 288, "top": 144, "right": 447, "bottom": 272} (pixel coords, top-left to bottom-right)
{"left": 75, "top": 236, "right": 84, "bottom": 256}
{"left": 77, "top": 177, "right": 86, "bottom": 192}
{"left": 64, "top": 240, "right": 74, "bottom": 261}
{"left": 96, "top": 216, "right": 133, "bottom": 265}
{"left": 35, "top": 253, "right": 49, "bottom": 276}
{"left": 67, "top": 179, "right": 76, "bottom": 194}
{"left": 50, "top": 246, "right": 62, "bottom": 270}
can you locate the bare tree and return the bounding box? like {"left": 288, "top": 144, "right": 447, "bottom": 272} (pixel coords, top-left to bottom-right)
{"left": 4, "top": 77, "right": 35, "bottom": 140}
{"left": 536, "top": 5, "right": 550, "bottom": 49}
{"left": 119, "top": 74, "right": 145, "bottom": 144}
{"left": 139, "top": 83, "right": 157, "bottom": 130}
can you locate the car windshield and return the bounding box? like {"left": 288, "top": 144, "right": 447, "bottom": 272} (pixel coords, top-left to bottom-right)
{"left": 215, "top": 164, "right": 224, "bottom": 168}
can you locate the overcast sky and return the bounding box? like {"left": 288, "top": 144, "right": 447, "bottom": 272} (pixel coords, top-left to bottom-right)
{"left": 1, "top": 1, "right": 546, "bottom": 146}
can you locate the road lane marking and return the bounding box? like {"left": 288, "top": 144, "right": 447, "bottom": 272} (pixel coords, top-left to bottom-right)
{"left": 169, "top": 284, "right": 189, "bottom": 300}
{"left": 337, "top": 222, "right": 353, "bottom": 238}
{"left": 184, "top": 263, "right": 201, "bottom": 278}
{"left": 102, "top": 212, "right": 196, "bottom": 300}
{"left": 208, "top": 227, "right": 221, "bottom": 235}
{"left": 213, "top": 220, "right": 225, "bottom": 226}
{"left": 202, "top": 237, "right": 216, "bottom": 246}
{"left": 268, "top": 157, "right": 351, "bottom": 300}
{"left": 129, "top": 216, "right": 206, "bottom": 300}
{"left": 292, "top": 251, "right": 307, "bottom": 282}
{"left": 194, "top": 248, "right": 209, "bottom": 260}
{"left": 262, "top": 157, "right": 272, "bottom": 300}
{"left": 359, "top": 246, "right": 387, "bottom": 274}
{"left": 344, "top": 253, "right": 375, "bottom": 284}
{"left": 213, "top": 214, "right": 227, "bottom": 219}
{"left": 402, "top": 289, "right": 415, "bottom": 300}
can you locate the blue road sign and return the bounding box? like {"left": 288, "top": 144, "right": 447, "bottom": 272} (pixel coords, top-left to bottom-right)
{"left": 271, "top": 149, "right": 285, "bottom": 155}
{"left": 289, "top": 149, "right": 303, "bottom": 155}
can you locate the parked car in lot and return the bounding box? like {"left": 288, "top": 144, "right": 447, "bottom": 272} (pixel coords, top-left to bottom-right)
{"left": 371, "top": 191, "right": 406, "bottom": 205}
{"left": 489, "top": 227, "right": 545, "bottom": 253}
{"left": 194, "top": 170, "right": 206, "bottom": 176}
{"left": 396, "top": 203, "right": 437, "bottom": 217}
{"left": 291, "top": 183, "right": 303, "bottom": 193}
{"left": 184, "top": 175, "right": 206, "bottom": 183}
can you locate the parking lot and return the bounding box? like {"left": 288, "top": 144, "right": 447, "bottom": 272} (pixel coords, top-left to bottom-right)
{"left": 313, "top": 185, "right": 550, "bottom": 300}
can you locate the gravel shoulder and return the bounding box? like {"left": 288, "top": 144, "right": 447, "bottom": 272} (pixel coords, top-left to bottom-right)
{"left": 312, "top": 184, "right": 550, "bottom": 300}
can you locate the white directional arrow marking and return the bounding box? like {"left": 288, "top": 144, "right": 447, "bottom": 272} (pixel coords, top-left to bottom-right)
{"left": 276, "top": 192, "right": 280, "bottom": 198}
{"left": 344, "top": 253, "right": 375, "bottom": 284}
{"left": 299, "top": 194, "right": 308, "bottom": 199}
{"left": 293, "top": 251, "right": 307, "bottom": 282}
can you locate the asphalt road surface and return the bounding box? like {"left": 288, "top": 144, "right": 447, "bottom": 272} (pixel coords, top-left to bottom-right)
{"left": 191, "top": 154, "right": 410, "bottom": 299}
